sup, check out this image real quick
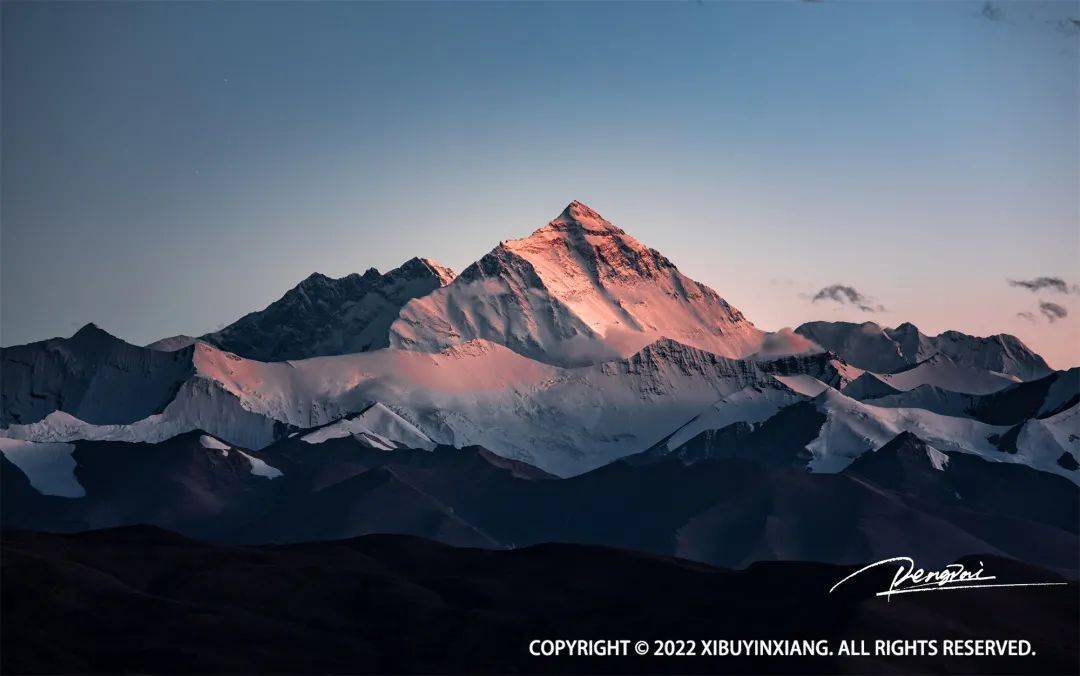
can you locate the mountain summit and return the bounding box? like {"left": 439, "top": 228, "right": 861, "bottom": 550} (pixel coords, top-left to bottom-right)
{"left": 389, "top": 201, "right": 764, "bottom": 366}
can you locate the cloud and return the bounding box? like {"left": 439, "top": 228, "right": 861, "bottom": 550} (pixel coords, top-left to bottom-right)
{"left": 1053, "top": 17, "right": 1080, "bottom": 35}
{"left": 810, "top": 284, "right": 885, "bottom": 313}
{"left": 753, "top": 328, "right": 822, "bottom": 360}
{"left": 977, "top": 1, "right": 1079, "bottom": 41}
{"left": 1008, "top": 276, "right": 1078, "bottom": 294}
{"left": 1016, "top": 311, "right": 1037, "bottom": 323}
{"left": 981, "top": 1, "right": 1005, "bottom": 22}
{"left": 1039, "top": 301, "right": 1068, "bottom": 323}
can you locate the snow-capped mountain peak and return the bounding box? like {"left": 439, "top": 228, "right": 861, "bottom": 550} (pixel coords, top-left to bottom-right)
{"left": 541, "top": 199, "right": 625, "bottom": 234}
{"left": 501, "top": 200, "right": 680, "bottom": 287}
{"left": 393, "top": 257, "right": 457, "bottom": 285}
{"left": 389, "top": 201, "right": 765, "bottom": 366}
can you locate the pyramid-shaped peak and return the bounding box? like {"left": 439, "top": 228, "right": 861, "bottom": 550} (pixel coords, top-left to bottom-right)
{"left": 873, "top": 431, "right": 951, "bottom": 471}
{"left": 536, "top": 200, "right": 626, "bottom": 237}
{"left": 71, "top": 322, "right": 118, "bottom": 341}
{"left": 560, "top": 200, "right": 604, "bottom": 222}
{"left": 390, "top": 200, "right": 765, "bottom": 365}
{"left": 892, "top": 321, "right": 921, "bottom": 334}
{"left": 73, "top": 321, "right": 103, "bottom": 335}
{"left": 885, "top": 430, "right": 928, "bottom": 449}
{"left": 392, "top": 257, "right": 456, "bottom": 284}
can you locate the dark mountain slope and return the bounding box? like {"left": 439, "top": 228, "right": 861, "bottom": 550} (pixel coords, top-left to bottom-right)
{"left": 3, "top": 430, "right": 1077, "bottom": 575}
{"left": 847, "top": 431, "right": 1079, "bottom": 533}
{"left": 626, "top": 401, "right": 825, "bottom": 468}
{"left": 0, "top": 455, "right": 87, "bottom": 532}
{"left": 0, "top": 323, "right": 194, "bottom": 426}
{"left": 202, "top": 257, "right": 455, "bottom": 361}
{"left": 966, "top": 367, "right": 1079, "bottom": 424}
{"left": 2, "top": 526, "right": 1076, "bottom": 674}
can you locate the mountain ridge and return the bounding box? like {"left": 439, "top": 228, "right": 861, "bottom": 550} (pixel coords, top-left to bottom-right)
{"left": 200, "top": 256, "right": 455, "bottom": 361}
{"left": 2, "top": 319, "right": 1075, "bottom": 479}
{"left": 796, "top": 320, "right": 1051, "bottom": 380}
{"left": 1, "top": 201, "right": 1073, "bottom": 480}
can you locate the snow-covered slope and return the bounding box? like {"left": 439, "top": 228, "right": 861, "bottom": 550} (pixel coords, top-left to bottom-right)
{"left": 863, "top": 367, "right": 1078, "bottom": 425}
{"left": 0, "top": 330, "right": 861, "bottom": 476}
{"left": 862, "top": 385, "right": 976, "bottom": 418}
{"left": 771, "top": 374, "right": 831, "bottom": 397}
{"left": 300, "top": 403, "right": 436, "bottom": 450}
{"left": 653, "top": 379, "right": 807, "bottom": 453}
{"left": 806, "top": 389, "right": 1011, "bottom": 474}
{"left": 1037, "top": 368, "right": 1080, "bottom": 417}
{"left": 874, "top": 354, "right": 1018, "bottom": 395}
{"left": 0, "top": 337, "right": 557, "bottom": 452}
{"left": 389, "top": 201, "right": 765, "bottom": 366}
{"left": 795, "top": 321, "right": 1051, "bottom": 381}
{"left": 0, "top": 379, "right": 286, "bottom": 451}
{"left": 203, "top": 257, "right": 455, "bottom": 361}
{"left": 0, "top": 438, "right": 83, "bottom": 497}
{"left": 1014, "top": 403, "right": 1080, "bottom": 480}
{"left": 637, "top": 380, "right": 1071, "bottom": 481}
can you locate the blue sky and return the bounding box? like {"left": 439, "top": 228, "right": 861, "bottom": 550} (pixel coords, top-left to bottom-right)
{"left": 3, "top": 1, "right": 1077, "bottom": 366}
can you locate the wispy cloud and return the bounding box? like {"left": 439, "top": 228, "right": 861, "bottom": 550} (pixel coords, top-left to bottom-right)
{"left": 977, "top": 1, "right": 1079, "bottom": 41}
{"left": 1053, "top": 17, "right": 1080, "bottom": 35}
{"left": 1039, "top": 301, "right": 1068, "bottom": 323}
{"left": 1016, "top": 311, "right": 1037, "bottom": 323}
{"left": 981, "top": 1, "right": 1005, "bottom": 22}
{"left": 1008, "top": 276, "right": 1078, "bottom": 294}
{"left": 810, "top": 284, "right": 885, "bottom": 313}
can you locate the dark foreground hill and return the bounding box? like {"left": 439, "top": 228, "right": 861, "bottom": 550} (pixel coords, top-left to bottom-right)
{"left": 2, "top": 526, "right": 1077, "bottom": 675}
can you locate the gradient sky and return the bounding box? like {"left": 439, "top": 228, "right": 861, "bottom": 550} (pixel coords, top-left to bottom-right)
{"left": 3, "top": 1, "right": 1078, "bottom": 367}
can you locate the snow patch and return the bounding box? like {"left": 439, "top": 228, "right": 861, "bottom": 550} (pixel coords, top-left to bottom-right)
{"left": 199, "top": 434, "right": 230, "bottom": 451}
{"left": 0, "top": 438, "right": 84, "bottom": 497}
{"left": 236, "top": 450, "right": 283, "bottom": 479}
{"left": 772, "top": 374, "right": 831, "bottom": 397}
{"left": 925, "top": 444, "right": 950, "bottom": 471}
{"left": 1015, "top": 403, "right": 1079, "bottom": 480}
{"left": 876, "top": 355, "right": 1017, "bottom": 395}
{"left": 300, "top": 404, "right": 435, "bottom": 450}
